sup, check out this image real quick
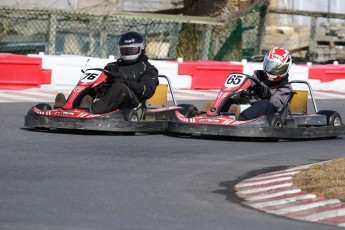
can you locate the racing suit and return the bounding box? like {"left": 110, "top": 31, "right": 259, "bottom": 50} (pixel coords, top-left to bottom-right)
{"left": 91, "top": 55, "right": 159, "bottom": 114}
{"left": 238, "top": 70, "right": 293, "bottom": 121}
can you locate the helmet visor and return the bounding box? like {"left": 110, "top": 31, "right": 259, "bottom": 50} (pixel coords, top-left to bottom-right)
{"left": 263, "top": 58, "right": 290, "bottom": 76}
{"left": 119, "top": 45, "right": 141, "bottom": 56}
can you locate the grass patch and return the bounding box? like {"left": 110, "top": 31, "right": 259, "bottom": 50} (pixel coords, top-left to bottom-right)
{"left": 292, "top": 157, "right": 345, "bottom": 201}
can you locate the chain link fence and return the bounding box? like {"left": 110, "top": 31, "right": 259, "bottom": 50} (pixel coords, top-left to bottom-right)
{"left": 264, "top": 8, "right": 345, "bottom": 64}
{"left": 0, "top": 3, "right": 269, "bottom": 61}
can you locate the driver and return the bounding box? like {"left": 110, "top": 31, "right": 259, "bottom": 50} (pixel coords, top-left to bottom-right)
{"left": 54, "top": 31, "right": 159, "bottom": 114}
{"left": 235, "top": 47, "right": 293, "bottom": 121}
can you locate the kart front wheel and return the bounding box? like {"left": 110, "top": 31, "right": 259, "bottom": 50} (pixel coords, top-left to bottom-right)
{"left": 270, "top": 116, "right": 283, "bottom": 127}
{"left": 177, "top": 104, "right": 198, "bottom": 118}
{"left": 35, "top": 103, "right": 52, "bottom": 112}
{"left": 122, "top": 109, "right": 139, "bottom": 122}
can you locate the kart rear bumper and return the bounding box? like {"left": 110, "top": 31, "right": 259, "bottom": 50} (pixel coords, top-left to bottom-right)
{"left": 168, "top": 121, "right": 345, "bottom": 140}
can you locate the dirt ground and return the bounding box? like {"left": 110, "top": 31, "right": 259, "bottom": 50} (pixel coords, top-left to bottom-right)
{"left": 293, "top": 157, "right": 345, "bottom": 201}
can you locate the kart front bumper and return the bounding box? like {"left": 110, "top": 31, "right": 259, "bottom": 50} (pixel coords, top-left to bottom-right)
{"left": 25, "top": 113, "right": 168, "bottom": 133}
{"left": 168, "top": 121, "right": 345, "bottom": 140}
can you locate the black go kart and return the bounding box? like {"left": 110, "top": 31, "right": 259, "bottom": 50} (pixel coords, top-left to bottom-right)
{"left": 168, "top": 73, "right": 345, "bottom": 141}
{"left": 24, "top": 68, "right": 181, "bottom": 135}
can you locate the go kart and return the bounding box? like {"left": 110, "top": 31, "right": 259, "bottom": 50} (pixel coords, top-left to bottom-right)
{"left": 168, "top": 73, "right": 345, "bottom": 140}
{"left": 24, "top": 68, "right": 181, "bottom": 134}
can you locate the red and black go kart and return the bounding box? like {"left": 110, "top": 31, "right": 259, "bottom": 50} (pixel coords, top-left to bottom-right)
{"left": 168, "top": 72, "right": 345, "bottom": 141}
{"left": 24, "top": 68, "right": 181, "bottom": 134}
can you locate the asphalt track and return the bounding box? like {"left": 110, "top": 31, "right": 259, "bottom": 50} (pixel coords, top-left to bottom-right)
{"left": 1, "top": 100, "right": 345, "bottom": 230}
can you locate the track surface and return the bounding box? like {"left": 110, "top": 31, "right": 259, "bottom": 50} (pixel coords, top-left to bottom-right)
{"left": 1, "top": 100, "right": 345, "bottom": 230}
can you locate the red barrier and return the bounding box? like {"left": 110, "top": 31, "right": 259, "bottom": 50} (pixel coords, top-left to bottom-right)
{"left": 0, "top": 53, "right": 51, "bottom": 89}
{"left": 178, "top": 60, "right": 243, "bottom": 89}
{"left": 308, "top": 64, "right": 345, "bottom": 82}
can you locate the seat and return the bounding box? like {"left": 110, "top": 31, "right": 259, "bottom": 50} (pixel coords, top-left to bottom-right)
{"left": 146, "top": 84, "right": 168, "bottom": 108}
{"left": 289, "top": 90, "right": 308, "bottom": 114}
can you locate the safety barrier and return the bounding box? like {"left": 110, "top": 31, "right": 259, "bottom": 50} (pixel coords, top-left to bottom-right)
{"left": 309, "top": 64, "right": 345, "bottom": 82}
{"left": 0, "top": 53, "right": 51, "bottom": 89}
{"left": 178, "top": 60, "right": 243, "bottom": 89}
{"left": 1, "top": 53, "right": 345, "bottom": 91}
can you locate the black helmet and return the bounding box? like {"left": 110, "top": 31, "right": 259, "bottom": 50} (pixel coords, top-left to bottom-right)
{"left": 118, "top": 31, "right": 145, "bottom": 63}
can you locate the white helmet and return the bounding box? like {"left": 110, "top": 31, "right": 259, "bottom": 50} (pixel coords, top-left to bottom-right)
{"left": 263, "top": 47, "right": 292, "bottom": 81}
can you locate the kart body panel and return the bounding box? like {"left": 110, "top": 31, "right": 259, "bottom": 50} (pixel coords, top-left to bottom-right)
{"left": 168, "top": 73, "right": 345, "bottom": 140}
{"left": 24, "top": 68, "right": 180, "bottom": 133}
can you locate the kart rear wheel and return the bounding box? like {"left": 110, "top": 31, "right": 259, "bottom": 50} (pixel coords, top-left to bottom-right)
{"left": 317, "top": 110, "right": 342, "bottom": 126}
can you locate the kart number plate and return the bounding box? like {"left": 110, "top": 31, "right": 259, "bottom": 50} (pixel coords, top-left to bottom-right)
{"left": 80, "top": 70, "right": 102, "bottom": 83}
{"left": 224, "top": 73, "right": 247, "bottom": 88}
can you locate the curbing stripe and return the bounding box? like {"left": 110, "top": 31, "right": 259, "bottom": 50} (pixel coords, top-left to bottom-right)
{"left": 245, "top": 189, "right": 302, "bottom": 201}
{"left": 236, "top": 164, "right": 345, "bottom": 228}
{"left": 300, "top": 208, "right": 345, "bottom": 222}
{"left": 267, "top": 199, "right": 341, "bottom": 215}
{"left": 236, "top": 183, "right": 293, "bottom": 195}
{"left": 236, "top": 177, "right": 292, "bottom": 188}
{"left": 247, "top": 194, "right": 317, "bottom": 209}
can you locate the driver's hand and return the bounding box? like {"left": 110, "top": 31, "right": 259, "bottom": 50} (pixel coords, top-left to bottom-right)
{"left": 114, "top": 75, "right": 128, "bottom": 85}
{"left": 233, "top": 97, "right": 249, "bottom": 104}
{"left": 253, "top": 85, "right": 271, "bottom": 99}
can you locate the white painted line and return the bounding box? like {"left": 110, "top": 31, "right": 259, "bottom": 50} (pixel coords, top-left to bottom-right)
{"left": 244, "top": 171, "right": 300, "bottom": 182}
{"left": 300, "top": 208, "right": 345, "bottom": 222}
{"left": 236, "top": 183, "right": 293, "bottom": 195}
{"left": 245, "top": 189, "right": 302, "bottom": 201}
{"left": 236, "top": 177, "right": 292, "bottom": 188}
{"left": 268, "top": 199, "right": 341, "bottom": 215}
{"left": 250, "top": 194, "right": 317, "bottom": 208}
{"left": 314, "top": 91, "right": 345, "bottom": 99}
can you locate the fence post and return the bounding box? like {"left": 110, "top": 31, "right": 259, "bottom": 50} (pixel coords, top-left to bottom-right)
{"left": 200, "top": 25, "right": 212, "bottom": 60}
{"left": 47, "top": 13, "right": 57, "bottom": 55}
{"left": 309, "top": 16, "right": 317, "bottom": 62}
{"left": 100, "top": 16, "right": 109, "bottom": 58}
{"left": 257, "top": 3, "right": 268, "bottom": 55}
{"left": 167, "top": 23, "right": 181, "bottom": 60}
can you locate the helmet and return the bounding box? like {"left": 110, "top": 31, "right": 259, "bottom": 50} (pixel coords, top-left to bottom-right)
{"left": 118, "top": 31, "right": 145, "bottom": 63}
{"left": 263, "top": 47, "right": 292, "bottom": 81}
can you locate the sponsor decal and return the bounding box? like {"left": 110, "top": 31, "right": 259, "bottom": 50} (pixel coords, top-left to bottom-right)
{"left": 55, "top": 111, "right": 75, "bottom": 116}
{"left": 199, "top": 118, "right": 220, "bottom": 123}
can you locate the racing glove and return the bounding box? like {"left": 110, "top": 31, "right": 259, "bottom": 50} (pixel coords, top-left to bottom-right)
{"left": 106, "top": 69, "right": 128, "bottom": 85}
{"left": 253, "top": 85, "right": 271, "bottom": 99}
{"left": 113, "top": 73, "right": 128, "bottom": 85}
{"left": 232, "top": 97, "right": 249, "bottom": 104}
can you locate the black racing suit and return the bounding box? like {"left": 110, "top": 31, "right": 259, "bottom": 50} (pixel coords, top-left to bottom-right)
{"left": 91, "top": 55, "right": 159, "bottom": 114}
{"left": 239, "top": 70, "right": 293, "bottom": 121}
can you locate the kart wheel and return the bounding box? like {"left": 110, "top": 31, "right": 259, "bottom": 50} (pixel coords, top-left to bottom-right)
{"left": 317, "top": 110, "right": 342, "bottom": 126}
{"left": 177, "top": 104, "right": 198, "bottom": 118}
{"left": 122, "top": 109, "right": 139, "bottom": 122}
{"left": 35, "top": 103, "right": 52, "bottom": 112}
{"left": 270, "top": 116, "right": 283, "bottom": 127}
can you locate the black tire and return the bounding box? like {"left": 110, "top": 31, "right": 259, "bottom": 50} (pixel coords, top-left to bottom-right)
{"left": 270, "top": 116, "right": 284, "bottom": 127}
{"left": 29, "top": 104, "right": 52, "bottom": 131}
{"left": 35, "top": 103, "right": 52, "bottom": 112}
{"left": 317, "top": 110, "right": 342, "bottom": 126}
{"left": 177, "top": 104, "right": 198, "bottom": 118}
{"left": 122, "top": 109, "right": 139, "bottom": 122}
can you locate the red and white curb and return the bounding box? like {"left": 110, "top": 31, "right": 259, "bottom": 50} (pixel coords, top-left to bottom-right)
{"left": 235, "top": 164, "right": 345, "bottom": 227}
